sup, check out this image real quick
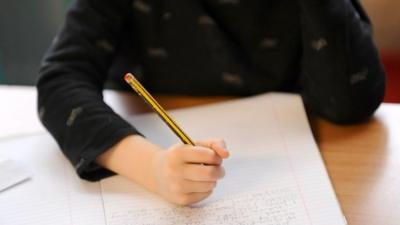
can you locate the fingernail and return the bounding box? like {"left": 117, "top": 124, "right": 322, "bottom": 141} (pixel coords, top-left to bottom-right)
{"left": 225, "top": 150, "right": 230, "bottom": 157}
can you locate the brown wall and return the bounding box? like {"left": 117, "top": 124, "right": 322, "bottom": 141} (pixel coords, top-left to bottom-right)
{"left": 363, "top": 0, "right": 400, "bottom": 51}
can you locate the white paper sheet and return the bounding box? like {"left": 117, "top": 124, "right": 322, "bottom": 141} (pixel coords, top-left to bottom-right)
{"left": 0, "top": 86, "right": 128, "bottom": 140}
{"left": 101, "top": 93, "right": 347, "bottom": 225}
{"left": 0, "top": 93, "right": 346, "bottom": 225}
{"left": 0, "top": 86, "right": 45, "bottom": 140}
{"left": 0, "top": 135, "right": 105, "bottom": 225}
{"left": 0, "top": 158, "right": 31, "bottom": 192}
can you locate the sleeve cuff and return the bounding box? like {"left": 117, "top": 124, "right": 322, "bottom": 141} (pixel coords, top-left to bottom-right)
{"left": 74, "top": 126, "right": 142, "bottom": 181}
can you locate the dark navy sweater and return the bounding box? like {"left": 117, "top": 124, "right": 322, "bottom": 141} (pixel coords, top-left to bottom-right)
{"left": 37, "top": 0, "right": 386, "bottom": 181}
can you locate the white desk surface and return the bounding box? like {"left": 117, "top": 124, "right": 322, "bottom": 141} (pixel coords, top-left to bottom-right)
{"left": 0, "top": 85, "right": 139, "bottom": 140}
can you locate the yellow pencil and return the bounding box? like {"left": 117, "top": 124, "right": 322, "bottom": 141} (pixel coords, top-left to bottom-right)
{"left": 124, "top": 73, "right": 195, "bottom": 146}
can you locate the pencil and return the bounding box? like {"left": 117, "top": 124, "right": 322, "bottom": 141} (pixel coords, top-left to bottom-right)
{"left": 124, "top": 73, "right": 195, "bottom": 146}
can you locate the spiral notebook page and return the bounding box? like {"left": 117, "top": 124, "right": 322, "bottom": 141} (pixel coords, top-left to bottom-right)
{"left": 100, "top": 93, "right": 347, "bottom": 225}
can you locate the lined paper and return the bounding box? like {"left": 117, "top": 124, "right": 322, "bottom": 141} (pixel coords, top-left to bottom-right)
{"left": 101, "top": 93, "right": 347, "bottom": 225}
{"left": 0, "top": 135, "right": 105, "bottom": 225}
{"left": 0, "top": 158, "right": 31, "bottom": 192}
{"left": 0, "top": 93, "right": 346, "bottom": 225}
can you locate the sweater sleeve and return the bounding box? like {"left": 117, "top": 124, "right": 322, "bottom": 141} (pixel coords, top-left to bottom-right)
{"left": 37, "top": 0, "right": 141, "bottom": 181}
{"left": 298, "top": 0, "right": 386, "bottom": 124}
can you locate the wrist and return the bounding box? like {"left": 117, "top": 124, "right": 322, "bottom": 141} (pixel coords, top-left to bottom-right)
{"left": 96, "top": 135, "right": 163, "bottom": 193}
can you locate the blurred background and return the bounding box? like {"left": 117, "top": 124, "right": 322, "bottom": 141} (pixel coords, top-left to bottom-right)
{"left": 0, "top": 0, "right": 70, "bottom": 85}
{"left": 0, "top": 0, "right": 399, "bottom": 102}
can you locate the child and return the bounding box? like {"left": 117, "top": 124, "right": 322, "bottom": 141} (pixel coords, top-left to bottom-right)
{"left": 37, "top": 0, "right": 385, "bottom": 205}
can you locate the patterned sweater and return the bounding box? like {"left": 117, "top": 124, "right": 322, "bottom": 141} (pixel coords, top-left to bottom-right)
{"left": 37, "top": 0, "right": 385, "bottom": 181}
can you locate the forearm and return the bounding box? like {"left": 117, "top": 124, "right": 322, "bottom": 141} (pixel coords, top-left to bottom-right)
{"left": 37, "top": 0, "right": 139, "bottom": 180}
{"left": 96, "top": 135, "right": 163, "bottom": 193}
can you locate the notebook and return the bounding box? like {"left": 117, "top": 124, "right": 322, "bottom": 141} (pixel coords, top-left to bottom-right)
{"left": 0, "top": 93, "right": 347, "bottom": 225}
{"left": 101, "top": 93, "right": 347, "bottom": 225}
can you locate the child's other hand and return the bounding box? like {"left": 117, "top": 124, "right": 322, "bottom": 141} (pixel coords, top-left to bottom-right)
{"left": 152, "top": 139, "right": 229, "bottom": 206}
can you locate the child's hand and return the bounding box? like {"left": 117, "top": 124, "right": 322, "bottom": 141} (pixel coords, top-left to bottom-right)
{"left": 152, "top": 139, "right": 229, "bottom": 206}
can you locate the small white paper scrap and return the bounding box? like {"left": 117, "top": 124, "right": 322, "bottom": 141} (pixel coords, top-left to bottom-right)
{"left": 0, "top": 158, "right": 31, "bottom": 192}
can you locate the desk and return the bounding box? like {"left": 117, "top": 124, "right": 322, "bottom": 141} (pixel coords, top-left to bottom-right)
{"left": 311, "top": 105, "right": 400, "bottom": 225}
{"left": 2, "top": 86, "right": 400, "bottom": 225}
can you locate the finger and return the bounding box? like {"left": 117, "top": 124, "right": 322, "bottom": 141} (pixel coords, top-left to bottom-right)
{"left": 172, "top": 180, "right": 217, "bottom": 193}
{"left": 211, "top": 142, "right": 230, "bottom": 159}
{"left": 182, "top": 164, "right": 225, "bottom": 181}
{"left": 196, "top": 139, "right": 230, "bottom": 159}
{"left": 176, "top": 191, "right": 212, "bottom": 206}
{"left": 196, "top": 138, "right": 226, "bottom": 149}
{"left": 180, "top": 146, "right": 223, "bottom": 165}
